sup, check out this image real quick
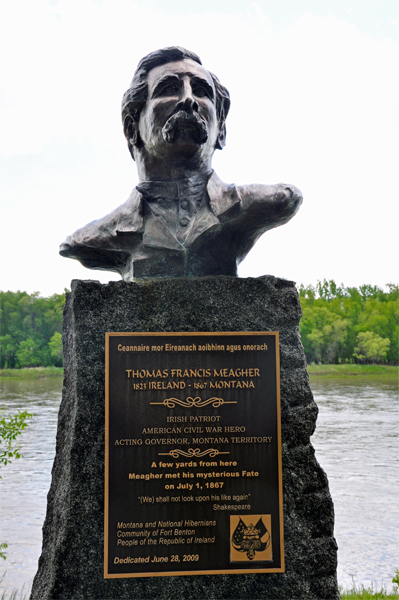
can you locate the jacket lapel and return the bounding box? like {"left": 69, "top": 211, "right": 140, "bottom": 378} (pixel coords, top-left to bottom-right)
{"left": 142, "top": 209, "right": 184, "bottom": 252}
{"left": 183, "top": 201, "right": 220, "bottom": 246}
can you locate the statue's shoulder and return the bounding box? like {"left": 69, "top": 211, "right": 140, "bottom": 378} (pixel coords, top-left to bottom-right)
{"left": 208, "top": 172, "right": 279, "bottom": 206}
{"left": 209, "top": 172, "right": 303, "bottom": 225}
{"left": 59, "top": 188, "right": 143, "bottom": 259}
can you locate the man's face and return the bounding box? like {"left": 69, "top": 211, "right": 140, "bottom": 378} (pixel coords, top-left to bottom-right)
{"left": 138, "top": 59, "right": 219, "bottom": 159}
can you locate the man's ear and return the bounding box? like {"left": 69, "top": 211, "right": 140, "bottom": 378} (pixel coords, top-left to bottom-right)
{"left": 215, "top": 121, "right": 226, "bottom": 150}
{"left": 123, "top": 114, "right": 140, "bottom": 147}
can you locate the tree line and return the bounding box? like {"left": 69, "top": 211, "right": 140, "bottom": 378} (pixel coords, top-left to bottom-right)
{"left": 0, "top": 291, "right": 65, "bottom": 368}
{"left": 0, "top": 282, "right": 398, "bottom": 368}
{"left": 299, "top": 281, "right": 398, "bottom": 365}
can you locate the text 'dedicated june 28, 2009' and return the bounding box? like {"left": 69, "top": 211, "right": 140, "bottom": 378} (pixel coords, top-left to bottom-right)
{"left": 104, "top": 332, "right": 284, "bottom": 578}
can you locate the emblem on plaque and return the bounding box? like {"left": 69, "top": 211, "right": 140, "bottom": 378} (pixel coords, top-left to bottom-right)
{"left": 230, "top": 515, "right": 272, "bottom": 562}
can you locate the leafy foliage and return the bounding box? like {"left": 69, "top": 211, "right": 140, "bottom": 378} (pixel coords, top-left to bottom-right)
{"left": 393, "top": 570, "right": 399, "bottom": 596}
{"left": 0, "top": 290, "right": 66, "bottom": 368}
{"left": 0, "top": 406, "right": 32, "bottom": 560}
{"left": 48, "top": 332, "right": 63, "bottom": 366}
{"left": 0, "top": 541, "right": 7, "bottom": 561}
{"left": 354, "top": 332, "right": 391, "bottom": 363}
{"left": 0, "top": 407, "right": 32, "bottom": 471}
{"left": 299, "top": 281, "right": 398, "bottom": 364}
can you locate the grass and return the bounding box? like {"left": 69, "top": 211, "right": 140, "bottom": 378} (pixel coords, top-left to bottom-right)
{"left": 340, "top": 583, "right": 399, "bottom": 599}
{"left": 307, "top": 363, "right": 398, "bottom": 379}
{"left": 0, "top": 367, "right": 63, "bottom": 379}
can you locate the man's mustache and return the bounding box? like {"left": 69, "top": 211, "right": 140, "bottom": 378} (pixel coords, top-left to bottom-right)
{"left": 162, "top": 110, "right": 208, "bottom": 145}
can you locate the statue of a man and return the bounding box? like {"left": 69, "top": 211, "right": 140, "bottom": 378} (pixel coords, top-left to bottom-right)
{"left": 60, "top": 47, "right": 303, "bottom": 279}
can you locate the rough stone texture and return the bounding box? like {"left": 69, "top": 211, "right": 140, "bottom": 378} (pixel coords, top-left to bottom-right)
{"left": 30, "top": 276, "right": 340, "bottom": 600}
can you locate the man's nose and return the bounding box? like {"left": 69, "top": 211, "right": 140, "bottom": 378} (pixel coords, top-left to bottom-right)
{"left": 177, "top": 81, "right": 199, "bottom": 112}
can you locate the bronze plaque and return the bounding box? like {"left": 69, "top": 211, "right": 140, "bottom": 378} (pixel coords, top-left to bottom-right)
{"left": 104, "top": 332, "right": 284, "bottom": 578}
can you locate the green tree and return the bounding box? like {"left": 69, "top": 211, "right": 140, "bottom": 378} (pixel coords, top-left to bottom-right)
{"left": 302, "top": 306, "right": 349, "bottom": 363}
{"left": 299, "top": 280, "right": 398, "bottom": 365}
{"left": 0, "top": 290, "right": 66, "bottom": 368}
{"left": 353, "top": 331, "right": 391, "bottom": 363}
{"left": 49, "top": 332, "right": 63, "bottom": 366}
{"left": 0, "top": 334, "right": 18, "bottom": 368}
{"left": 15, "top": 338, "right": 46, "bottom": 368}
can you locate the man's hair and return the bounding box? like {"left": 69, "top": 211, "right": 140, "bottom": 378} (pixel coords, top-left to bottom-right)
{"left": 121, "top": 46, "right": 230, "bottom": 157}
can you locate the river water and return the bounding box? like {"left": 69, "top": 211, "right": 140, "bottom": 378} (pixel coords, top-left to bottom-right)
{"left": 0, "top": 375, "right": 397, "bottom": 594}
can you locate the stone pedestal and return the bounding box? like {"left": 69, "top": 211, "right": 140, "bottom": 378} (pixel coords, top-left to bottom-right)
{"left": 30, "top": 276, "right": 339, "bottom": 600}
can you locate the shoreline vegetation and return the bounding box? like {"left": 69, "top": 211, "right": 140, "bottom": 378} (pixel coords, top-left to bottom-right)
{"left": 307, "top": 363, "right": 398, "bottom": 379}
{"left": 0, "top": 366, "right": 63, "bottom": 379}
{"left": 0, "top": 364, "right": 397, "bottom": 380}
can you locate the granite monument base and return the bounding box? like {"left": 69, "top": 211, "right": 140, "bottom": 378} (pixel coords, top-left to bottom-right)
{"left": 30, "top": 276, "right": 339, "bottom": 600}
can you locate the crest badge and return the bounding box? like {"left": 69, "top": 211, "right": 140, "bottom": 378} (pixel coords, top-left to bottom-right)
{"left": 230, "top": 515, "right": 272, "bottom": 562}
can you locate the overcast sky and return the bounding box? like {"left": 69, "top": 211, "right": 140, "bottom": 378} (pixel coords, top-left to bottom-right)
{"left": 1, "top": 0, "right": 398, "bottom": 296}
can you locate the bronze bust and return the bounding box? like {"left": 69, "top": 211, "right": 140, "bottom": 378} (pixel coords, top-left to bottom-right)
{"left": 60, "top": 47, "right": 303, "bottom": 279}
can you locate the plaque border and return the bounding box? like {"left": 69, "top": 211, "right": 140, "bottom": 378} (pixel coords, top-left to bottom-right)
{"left": 104, "top": 331, "right": 284, "bottom": 578}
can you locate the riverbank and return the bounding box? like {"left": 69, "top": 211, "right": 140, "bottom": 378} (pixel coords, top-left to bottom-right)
{"left": 0, "top": 367, "right": 63, "bottom": 379}
{"left": 1, "top": 364, "right": 398, "bottom": 380}
{"left": 307, "top": 364, "right": 398, "bottom": 379}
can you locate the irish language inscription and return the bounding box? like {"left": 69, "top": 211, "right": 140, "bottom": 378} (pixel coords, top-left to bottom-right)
{"left": 105, "top": 332, "right": 284, "bottom": 577}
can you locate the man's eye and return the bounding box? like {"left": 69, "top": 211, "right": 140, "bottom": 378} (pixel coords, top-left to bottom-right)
{"left": 158, "top": 84, "right": 179, "bottom": 96}
{"left": 192, "top": 85, "right": 208, "bottom": 98}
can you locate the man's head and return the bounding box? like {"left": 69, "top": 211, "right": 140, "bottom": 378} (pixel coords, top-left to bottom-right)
{"left": 122, "top": 47, "right": 230, "bottom": 162}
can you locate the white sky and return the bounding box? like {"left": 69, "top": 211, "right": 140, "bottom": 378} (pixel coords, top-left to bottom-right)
{"left": 0, "top": 0, "right": 398, "bottom": 296}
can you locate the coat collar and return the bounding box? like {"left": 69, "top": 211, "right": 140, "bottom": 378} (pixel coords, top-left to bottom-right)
{"left": 115, "top": 171, "right": 240, "bottom": 236}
